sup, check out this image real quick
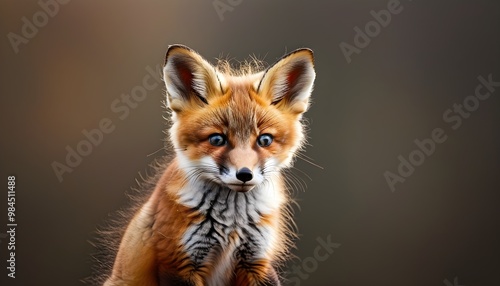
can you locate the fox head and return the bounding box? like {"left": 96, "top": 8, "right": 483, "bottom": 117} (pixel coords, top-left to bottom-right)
{"left": 163, "top": 45, "right": 315, "bottom": 192}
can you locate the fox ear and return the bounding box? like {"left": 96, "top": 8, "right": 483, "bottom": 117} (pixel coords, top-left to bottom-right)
{"left": 163, "top": 45, "right": 221, "bottom": 112}
{"left": 257, "top": 49, "right": 315, "bottom": 114}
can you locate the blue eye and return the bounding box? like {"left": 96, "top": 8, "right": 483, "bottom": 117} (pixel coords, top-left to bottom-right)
{"left": 209, "top": 134, "right": 226, "bottom": 146}
{"left": 257, "top": 134, "right": 273, "bottom": 147}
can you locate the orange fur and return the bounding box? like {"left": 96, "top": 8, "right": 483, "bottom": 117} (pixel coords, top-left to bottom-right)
{"left": 101, "top": 45, "right": 316, "bottom": 286}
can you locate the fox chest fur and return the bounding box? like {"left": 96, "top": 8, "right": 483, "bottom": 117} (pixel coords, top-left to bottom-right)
{"left": 103, "top": 45, "right": 316, "bottom": 286}
{"left": 148, "top": 170, "right": 285, "bottom": 285}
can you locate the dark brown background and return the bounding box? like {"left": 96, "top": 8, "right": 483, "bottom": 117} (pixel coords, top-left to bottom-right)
{"left": 1, "top": 1, "right": 499, "bottom": 285}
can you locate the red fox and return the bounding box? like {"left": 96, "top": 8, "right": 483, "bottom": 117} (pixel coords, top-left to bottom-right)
{"left": 103, "top": 45, "right": 316, "bottom": 286}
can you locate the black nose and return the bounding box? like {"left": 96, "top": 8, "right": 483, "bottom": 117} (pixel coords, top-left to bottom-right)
{"left": 236, "top": 167, "right": 253, "bottom": 183}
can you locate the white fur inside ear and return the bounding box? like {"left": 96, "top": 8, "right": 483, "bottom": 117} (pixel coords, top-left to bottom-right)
{"left": 258, "top": 51, "right": 316, "bottom": 113}
{"left": 191, "top": 71, "right": 208, "bottom": 98}
{"left": 163, "top": 62, "right": 184, "bottom": 104}
{"left": 273, "top": 64, "right": 315, "bottom": 103}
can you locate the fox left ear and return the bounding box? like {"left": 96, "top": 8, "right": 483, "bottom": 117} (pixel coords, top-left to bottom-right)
{"left": 257, "top": 48, "right": 315, "bottom": 114}
{"left": 163, "top": 45, "right": 222, "bottom": 112}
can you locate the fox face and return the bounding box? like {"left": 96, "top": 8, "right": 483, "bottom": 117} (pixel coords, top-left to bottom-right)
{"left": 163, "top": 45, "right": 315, "bottom": 193}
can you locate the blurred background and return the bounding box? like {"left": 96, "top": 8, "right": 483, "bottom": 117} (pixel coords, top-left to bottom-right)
{"left": 1, "top": 0, "right": 499, "bottom": 285}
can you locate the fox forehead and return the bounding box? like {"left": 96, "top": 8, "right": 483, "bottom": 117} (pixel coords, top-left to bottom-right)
{"left": 220, "top": 71, "right": 265, "bottom": 88}
{"left": 175, "top": 80, "right": 289, "bottom": 145}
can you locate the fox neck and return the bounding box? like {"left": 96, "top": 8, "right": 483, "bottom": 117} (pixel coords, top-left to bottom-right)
{"left": 175, "top": 166, "right": 285, "bottom": 218}
{"left": 166, "top": 165, "right": 285, "bottom": 285}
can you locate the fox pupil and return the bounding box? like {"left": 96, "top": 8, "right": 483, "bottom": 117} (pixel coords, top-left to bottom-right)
{"left": 257, "top": 134, "right": 273, "bottom": 147}
{"left": 209, "top": 133, "right": 226, "bottom": 146}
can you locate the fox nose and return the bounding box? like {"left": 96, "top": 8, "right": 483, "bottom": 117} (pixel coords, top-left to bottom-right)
{"left": 236, "top": 167, "right": 253, "bottom": 183}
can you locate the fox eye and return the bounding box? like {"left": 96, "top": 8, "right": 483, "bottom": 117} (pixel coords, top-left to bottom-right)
{"left": 208, "top": 134, "right": 227, "bottom": 146}
{"left": 257, "top": 134, "right": 273, "bottom": 147}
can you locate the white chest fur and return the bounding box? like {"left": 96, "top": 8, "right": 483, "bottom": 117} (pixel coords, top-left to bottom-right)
{"left": 178, "top": 181, "right": 283, "bottom": 284}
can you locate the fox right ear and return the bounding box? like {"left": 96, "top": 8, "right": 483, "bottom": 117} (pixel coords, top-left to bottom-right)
{"left": 257, "top": 48, "right": 315, "bottom": 114}
{"left": 163, "top": 45, "right": 222, "bottom": 112}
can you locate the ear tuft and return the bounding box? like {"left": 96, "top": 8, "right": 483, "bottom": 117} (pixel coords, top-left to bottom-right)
{"left": 258, "top": 49, "right": 316, "bottom": 114}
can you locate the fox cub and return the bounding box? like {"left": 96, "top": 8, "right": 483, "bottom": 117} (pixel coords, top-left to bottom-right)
{"left": 104, "top": 45, "right": 316, "bottom": 286}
